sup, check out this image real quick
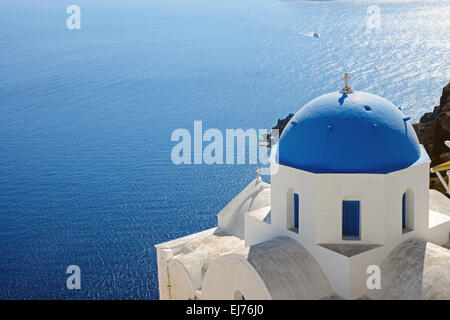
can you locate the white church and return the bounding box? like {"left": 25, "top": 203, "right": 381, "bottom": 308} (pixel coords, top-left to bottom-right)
{"left": 155, "top": 74, "right": 450, "bottom": 300}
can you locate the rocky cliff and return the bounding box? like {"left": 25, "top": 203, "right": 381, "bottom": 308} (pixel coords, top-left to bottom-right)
{"left": 262, "top": 113, "right": 294, "bottom": 146}
{"left": 413, "top": 82, "right": 450, "bottom": 194}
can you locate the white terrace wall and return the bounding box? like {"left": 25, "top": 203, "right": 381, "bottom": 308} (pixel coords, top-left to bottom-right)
{"left": 314, "top": 173, "right": 386, "bottom": 245}
{"left": 271, "top": 163, "right": 387, "bottom": 245}
{"left": 244, "top": 212, "right": 277, "bottom": 247}
{"left": 270, "top": 162, "right": 317, "bottom": 243}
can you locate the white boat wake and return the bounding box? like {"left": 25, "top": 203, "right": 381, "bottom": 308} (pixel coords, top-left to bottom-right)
{"left": 297, "top": 32, "right": 320, "bottom": 38}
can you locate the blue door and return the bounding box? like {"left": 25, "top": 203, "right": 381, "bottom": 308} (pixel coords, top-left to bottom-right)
{"left": 294, "top": 193, "right": 299, "bottom": 229}
{"left": 402, "top": 193, "right": 406, "bottom": 229}
{"left": 342, "top": 201, "right": 360, "bottom": 238}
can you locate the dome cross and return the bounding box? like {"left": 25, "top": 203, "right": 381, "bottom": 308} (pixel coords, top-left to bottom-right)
{"left": 340, "top": 72, "right": 354, "bottom": 94}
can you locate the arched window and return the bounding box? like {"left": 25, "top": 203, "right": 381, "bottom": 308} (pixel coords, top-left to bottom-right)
{"left": 286, "top": 189, "right": 299, "bottom": 233}
{"left": 342, "top": 199, "right": 360, "bottom": 240}
{"left": 294, "top": 193, "right": 299, "bottom": 230}
{"left": 402, "top": 193, "right": 406, "bottom": 229}
{"left": 402, "top": 190, "right": 414, "bottom": 233}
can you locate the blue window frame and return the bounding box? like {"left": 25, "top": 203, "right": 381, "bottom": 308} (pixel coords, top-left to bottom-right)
{"left": 294, "top": 193, "right": 299, "bottom": 229}
{"left": 402, "top": 193, "right": 406, "bottom": 229}
{"left": 342, "top": 200, "right": 360, "bottom": 238}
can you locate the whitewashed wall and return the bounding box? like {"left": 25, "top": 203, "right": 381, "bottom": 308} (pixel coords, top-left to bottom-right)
{"left": 266, "top": 160, "right": 442, "bottom": 299}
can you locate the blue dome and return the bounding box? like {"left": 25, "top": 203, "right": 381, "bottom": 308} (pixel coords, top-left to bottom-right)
{"left": 277, "top": 91, "right": 421, "bottom": 174}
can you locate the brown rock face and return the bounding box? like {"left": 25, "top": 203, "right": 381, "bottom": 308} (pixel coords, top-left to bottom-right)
{"left": 413, "top": 82, "right": 450, "bottom": 194}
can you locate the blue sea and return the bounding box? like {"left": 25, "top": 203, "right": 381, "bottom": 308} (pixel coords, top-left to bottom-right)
{"left": 0, "top": 0, "right": 449, "bottom": 299}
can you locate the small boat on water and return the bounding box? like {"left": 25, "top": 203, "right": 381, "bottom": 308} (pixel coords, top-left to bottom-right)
{"left": 296, "top": 31, "right": 320, "bottom": 39}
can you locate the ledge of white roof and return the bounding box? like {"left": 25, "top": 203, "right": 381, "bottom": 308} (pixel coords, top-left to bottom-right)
{"left": 318, "top": 243, "right": 382, "bottom": 257}
{"left": 246, "top": 206, "right": 271, "bottom": 224}
{"left": 429, "top": 189, "right": 450, "bottom": 228}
